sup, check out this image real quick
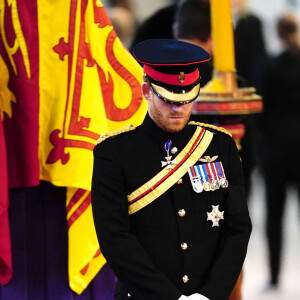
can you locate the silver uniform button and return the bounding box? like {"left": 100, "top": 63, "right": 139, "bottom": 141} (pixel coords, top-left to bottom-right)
{"left": 182, "top": 275, "right": 189, "bottom": 283}
{"left": 178, "top": 209, "right": 186, "bottom": 217}
{"left": 171, "top": 147, "right": 178, "bottom": 154}
{"left": 177, "top": 178, "right": 183, "bottom": 184}
{"left": 181, "top": 242, "right": 188, "bottom": 250}
{"left": 128, "top": 293, "right": 132, "bottom": 297}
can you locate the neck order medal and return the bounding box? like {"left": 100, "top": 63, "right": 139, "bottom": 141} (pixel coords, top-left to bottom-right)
{"left": 161, "top": 140, "right": 177, "bottom": 170}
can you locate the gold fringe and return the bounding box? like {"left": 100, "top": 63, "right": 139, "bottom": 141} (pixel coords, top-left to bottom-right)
{"left": 188, "top": 121, "right": 232, "bottom": 137}
{"left": 96, "top": 124, "right": 136, "bottom": 144}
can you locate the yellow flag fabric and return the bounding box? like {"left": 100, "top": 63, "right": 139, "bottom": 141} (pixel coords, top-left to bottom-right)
{"left": 38, "top": 0, "right": 147, "bottom": 294}
{"left": 39, "top": 0, "right": 146, "bottom": 189}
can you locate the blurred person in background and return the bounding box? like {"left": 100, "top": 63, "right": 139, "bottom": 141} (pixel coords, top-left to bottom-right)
{"left": 130, "top": 3, "right": 177, "bottom": 50}
{"left": 106, "top": 0, "right": 136, "bottom": 47}
{"left": 231, "top": 0, "right": 270, "bottom": 201}
{"left": 260, "top": 12, "right": 300, "bottom": 291}
{"left": 173, "top": 0, "right": 212, "bottom": 87}
{"left": 233, "top": 0, "right": 269, "bottom": 94}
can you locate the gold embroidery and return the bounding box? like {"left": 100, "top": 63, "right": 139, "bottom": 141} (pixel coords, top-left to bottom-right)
{"left": 151, "top": 82, "right": 200, "bottom": 103}
{"left": 96, "top": 124, "right": 136, "bottom": 144}
{"left": 188, "top": 121, "right": 232, "bottom": 137}
{"left": 0, "top": 54, "right": 16, "bottom": 119}
{"left": 0, "top": 0, "right": 31, "bottom": 79}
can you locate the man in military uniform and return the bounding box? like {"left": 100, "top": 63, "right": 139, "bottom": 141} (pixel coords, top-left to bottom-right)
{"left": 91, "top": 39, "right": 252, "bottom": 300}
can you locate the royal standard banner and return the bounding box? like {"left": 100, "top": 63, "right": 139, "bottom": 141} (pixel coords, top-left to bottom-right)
{"left": 0, "top": 0, "right": 147, "bottom": 294}
{"left": 0, "top": 110, "right": 12, "bottom": 286}
{"left": 0, "top": 0, "right": 40, "bottom": 188}
{"left": 1, "top": 0, "right": 35, "bottom": 285}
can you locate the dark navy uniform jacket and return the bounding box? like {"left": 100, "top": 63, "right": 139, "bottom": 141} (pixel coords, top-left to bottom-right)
{"left": 91, "top": 114, "right": 252, "bottom": 300}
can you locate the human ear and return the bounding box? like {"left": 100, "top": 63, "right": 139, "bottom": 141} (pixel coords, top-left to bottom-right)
{"left": 141, "top": 81, "right": 152, "bottom": 101}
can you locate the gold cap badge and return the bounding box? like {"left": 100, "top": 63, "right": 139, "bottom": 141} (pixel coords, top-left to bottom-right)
{"left": 178, "top": 72, "right": 185, "bottom": 83}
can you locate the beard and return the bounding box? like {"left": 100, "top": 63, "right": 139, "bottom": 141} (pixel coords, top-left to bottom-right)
{"left": 149, "top": 100, "right": 192, "bottom": 133}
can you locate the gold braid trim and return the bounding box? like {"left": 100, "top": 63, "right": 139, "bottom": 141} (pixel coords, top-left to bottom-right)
{"left": 188, "top": 121, "right": 232, "bottom": 137}
{"left": 96, "top": 124, "right": 136, "bottom": 144}
{"left": 128, "top": 128, "right": 214, "bottom": 215}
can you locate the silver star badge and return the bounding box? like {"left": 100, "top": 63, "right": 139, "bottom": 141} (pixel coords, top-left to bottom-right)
{"left": 207, "top": 205, "right": 224, "bottom": 227}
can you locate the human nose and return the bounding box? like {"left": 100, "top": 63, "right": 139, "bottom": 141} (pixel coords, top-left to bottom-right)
{"left": 171, "top": 104, "right": 181, "bottom": 113}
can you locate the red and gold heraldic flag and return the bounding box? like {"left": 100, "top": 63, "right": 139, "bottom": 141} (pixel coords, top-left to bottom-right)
{"left": 0, "top": 113, "right": 12, "bottom": 286}
{"left": 0, "top": 0, "right": 147, "bottom": 294}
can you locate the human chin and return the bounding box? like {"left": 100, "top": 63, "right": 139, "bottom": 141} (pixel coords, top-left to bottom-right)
{"left": 163, "top": 118, "right": 187, "bottom": 133}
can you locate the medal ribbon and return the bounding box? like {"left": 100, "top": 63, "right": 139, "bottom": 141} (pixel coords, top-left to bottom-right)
{"left": 188, "top": 166, "right": 198, "bottom": 183}
{"left": 165, "top": 140, "right": 172, "bottom": 154}
{"left": 216, "top": 162, "right": 226, "bottom": 180}
{"left": 207, "top": 163, "right": 216, "bottom": 181}
{"left": 212, "top": 162, "right": 220, "bottom": 181}
{"left": 199, "top": 165, "right": 209, "bottom": 183}
{"left": 204, "top": 164, "right": 213, "bottom": 183}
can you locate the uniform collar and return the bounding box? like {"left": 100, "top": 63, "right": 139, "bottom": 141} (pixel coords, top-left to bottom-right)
{"left": 140, "top": 113, "right": 193, "bottom": 145}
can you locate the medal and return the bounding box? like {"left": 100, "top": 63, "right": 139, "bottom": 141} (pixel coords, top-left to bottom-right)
{"left": 161, "top": 140, "right": 177, "bottom": 169}
{"left": 207, "top": 205, "right": 224, "bottom": 227}
{"left": 220, "top": 178, "right": 228, "bottom": 188}
{"left": 211, "top": 180, "right": 219, "bottom": 191}
{"left": 188, "top": 166, "right": 204, "bottom": 193}
{"left": 204, "top": 163, "right": 218, "bottom": 191}
{"left": 216, "top": 162, "right": 229, "bottom": 188}
{"left": 199, "top": 164, "right": 212, "bottom": 191}
{"left": 203, "top": 181, "right": 211, "bottom": 191}
{"left": 189, "top": 161, "right": 226, "bottom": 193}
{"left": 188, "top": 164, "right": 215, "bottom": 193}
{"left": 208, "top": 163, "right": 220, "bottom": 190}
{"left": 211, "top": 162, "right": 221, "bottom": 189}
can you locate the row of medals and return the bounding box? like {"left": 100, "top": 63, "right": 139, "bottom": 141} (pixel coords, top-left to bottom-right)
{"left": 163, "top": 141, "right": 229, "bottom": 193}
{"left": 201, "top": 176, "right": 228, "bottom": 192}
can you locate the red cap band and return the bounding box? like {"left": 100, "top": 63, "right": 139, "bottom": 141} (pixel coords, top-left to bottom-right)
{"left": 144, "top": 65, "right": 199, "bottom": 86}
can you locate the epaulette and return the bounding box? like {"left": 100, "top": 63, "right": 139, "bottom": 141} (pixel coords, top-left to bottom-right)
{"left": 188, "top": 121, "right": 232, "bottom": 137}
{"left": 96, "top": 124, "right": 136, "bottom": 144}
